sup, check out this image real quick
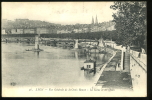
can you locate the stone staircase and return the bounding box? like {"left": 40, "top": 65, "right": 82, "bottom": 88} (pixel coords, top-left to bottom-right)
{"left": 123, "top": 51, "right": 130, "bottom": 72}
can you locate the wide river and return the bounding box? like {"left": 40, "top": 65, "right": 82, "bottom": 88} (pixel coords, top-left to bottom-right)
{"left": 2, "top": 42, "right": 111, "bottom": 88}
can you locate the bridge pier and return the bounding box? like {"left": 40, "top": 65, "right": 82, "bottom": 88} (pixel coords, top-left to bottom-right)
{"left": 98, "top": 38, "right": 105, "bottom": 47}
{"left": 16, "top": 39, "right": 19, "bottom": 43}
{"left": 35, "top": 35, "right": 39, "bottom": 50}
{"left": 5, "top": 38, "right": 8, "bottom": 43}
{"left": 74, "top": 39, "right": 78, "bottom": 49}
{"left": 19, "top": 39, "right": 21, "bottom": 43}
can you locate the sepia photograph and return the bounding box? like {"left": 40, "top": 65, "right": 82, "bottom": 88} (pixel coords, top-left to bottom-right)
{"left": 2, "top": 2, "right": 147, "bottom": 97}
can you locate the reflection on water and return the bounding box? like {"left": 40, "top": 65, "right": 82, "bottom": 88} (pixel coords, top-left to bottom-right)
{"left": 2, "top": 43, "right": 111, "bottom": 87}
{"left": 34, "top": 51, "right": 40, "bottom": 58}
{"left": 84, "top": 69, "right": 96, "bottom": 80}
{"left": 74, "top": 51, "right": 78, "bottom": 60}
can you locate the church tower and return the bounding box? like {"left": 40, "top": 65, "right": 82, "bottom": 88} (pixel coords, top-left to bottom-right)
{"left": 95, "top": 15, "right": 98, "bottom": 25}
{"left": 92, "top": 16, "right": 94, "bottom": 25}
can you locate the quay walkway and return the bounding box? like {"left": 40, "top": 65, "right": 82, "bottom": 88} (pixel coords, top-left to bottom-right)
{"left": 96, "top": 50, "right": 133, "bottom": 91}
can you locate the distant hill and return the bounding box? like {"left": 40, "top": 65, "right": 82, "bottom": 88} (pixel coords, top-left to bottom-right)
{"left": 2, "top": 19, "right": 61, "bottom": 29}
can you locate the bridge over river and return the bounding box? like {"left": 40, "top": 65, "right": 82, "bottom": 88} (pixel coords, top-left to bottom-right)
{"left": 1, "top": 36, "right": 106, "bottom": 51}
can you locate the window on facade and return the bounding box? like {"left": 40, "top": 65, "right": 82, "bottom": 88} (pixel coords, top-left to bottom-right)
{"left": 87, "top": 65, "right": 91, "bottom": 68}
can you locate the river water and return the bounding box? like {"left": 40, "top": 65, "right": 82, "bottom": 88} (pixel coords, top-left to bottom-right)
{"left": 2, "top": 42, "right": 111, "bottom": 88}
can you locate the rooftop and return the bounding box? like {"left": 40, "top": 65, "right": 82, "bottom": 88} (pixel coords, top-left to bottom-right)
{"left": 84, "top": 59, "right": 95, "bottom": 63}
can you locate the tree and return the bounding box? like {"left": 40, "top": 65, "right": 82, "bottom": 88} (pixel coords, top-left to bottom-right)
{"left": 110, "top": 1, "right": 146, "bottom": 49}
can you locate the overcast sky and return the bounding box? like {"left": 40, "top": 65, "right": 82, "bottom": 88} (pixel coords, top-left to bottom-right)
{"left": 2, "top": 2, "right": 116, "bottom": 25}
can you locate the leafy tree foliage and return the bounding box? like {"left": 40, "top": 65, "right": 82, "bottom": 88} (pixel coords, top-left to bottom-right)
{"left": 110, "top": 1, "right": 146, "bottom": 49}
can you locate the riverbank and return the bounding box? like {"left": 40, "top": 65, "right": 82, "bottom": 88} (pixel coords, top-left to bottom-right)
{"left": 92, "top": 47, "right": 117, "bottom": 86}
{"left": 95, "top": 47, "right": 118, "bottom": 72}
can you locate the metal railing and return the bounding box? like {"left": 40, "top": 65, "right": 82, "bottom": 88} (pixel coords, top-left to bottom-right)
{"left": 129, "top": 50, "right": 147, "bottom": 72}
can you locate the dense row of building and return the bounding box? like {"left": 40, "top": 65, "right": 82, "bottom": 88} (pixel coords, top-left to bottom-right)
{"left": 2, "top": 16, "right": 116, "bottom": 35}
{"left": 2, "top": 28, "right": 57, "bottom": 34}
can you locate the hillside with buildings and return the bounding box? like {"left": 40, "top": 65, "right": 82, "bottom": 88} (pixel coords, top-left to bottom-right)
{"left": 2, "top": 16, "right": 116, "bottom": 35}
{"left": 2, "top": 19, "right": 60, "bottom": 29}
